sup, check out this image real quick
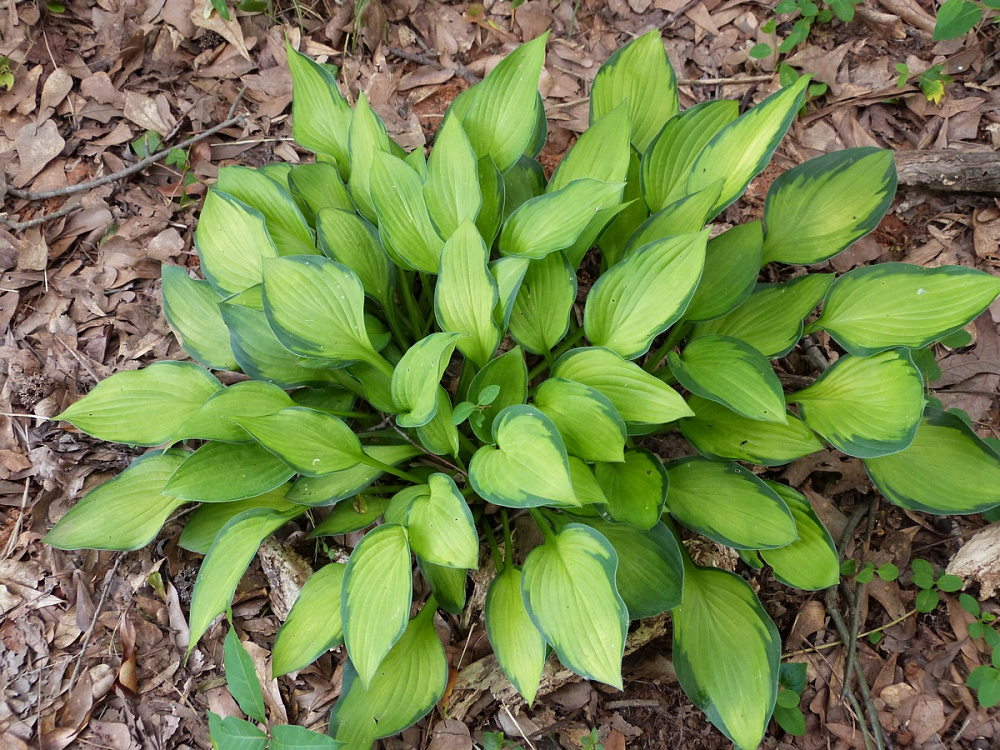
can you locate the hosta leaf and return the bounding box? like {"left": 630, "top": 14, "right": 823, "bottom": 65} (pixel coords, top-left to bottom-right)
{"left": 434, "top": 221, "right": 501, "bottom": 367}
{"left": 289, "top": 445, "right": 421, "bottom": 507}
{"left": 233, "top": 407, "right": 364, "bottom": 476}
{"left": 476, "top": 156, "right": 505, "bottom": 245}
{"left": 679, "top": 395, "right": 823, "bottom": 466}
{"left": 467, "top": 349, "right": 529, "bottom": 443}
{"left": 392, "top": 332, "right": 462, "bottom": 428}
{"left": 865, "top": 408, "right": 1000, "bottom": 514}
{"left": 58, "top": 361, "right": 221, "bottom": 446}
{"left": 460, "top": 34, "right": 547, "bottom": 172}
{"left": 180, "top": 489, "right": 296, "bottom": 554}
{"left": 548, "top": 103, "right": 631, "bottom": 193}
{"left": 526, "top": 91, "right": 548, "bottom": 158}
{"left": 490, "top": 256, "right": 529, "bottom": 332}
{"left": 595, "top": 448, "right": 668, "bottom": 529}
{"left": 789, "top": 349, "right": 925, "bottom": 459}
{"left": 270, "top": 725, "right": 344, "bottom": 750}
{"left": 45, "top": 450, "right": 187, "bottom": 551}
{"left": 673, "top": 555, "right": 781, "bottom": 750}
{"left": 485, "top": 566, "right": 547, "bottom": 704}
{"left": 590, "top": 29, "right": 678, "bottom": 153}
{"left": 286, "top": 42, "right": 352, "bottom": 174}
{"left": 287, "top": 162, "right": 354, "bottom": 217}
{"left": 762, "top": 148, "right": 896, "bottom": 265}
{"left": 310, "top": 496, "right": 390, "bottom": 536}
{"left": 223, "top": 627, "right": 266, "bottom": 723}
{"left": 668, "top": 335, "right": 787, "bottom": 423}
{"left": 208, "top": 713, "right": 268, "bottom": 750}
{"left": 508, "top": 252, "right": 577, "bottom": 355}
{"left": 407, "top": 474, "right": 479, "bottom": 569}
{"left": 621, "top": 185, "right": 720, "bottom": 259}
{"left": 189, "top": 506, "right": 304, "bottom": 646}
{"left": 691, "top": 273, "right": 835, "bottom": 357}
{"left": 370, "top": 151, "right": 444, "bottom": 273}
{"left": 289, "top": 385, "right": 356, "bottom": 415}
{"left": 176, "top": 380, "right": 294, "bottom": 443}
{"left": 273, "top": 562, "right": 347, "bottom": 676}
{"left": 664, "top": 457, "right": 797, "bottom": 549}
{"left": 811, "top": 263, "right": 1000, "bottom": 357}
{"left": 641, "top": 100, "right": 739, "bottom": 211}
{"left": 161, "top": 266, "right": 239, "bottom": 370}
{"left": 598, "top": 150, "right": 647, "bottom": 269}
{"left": 683, "top": 221, "right": 763, "bottom": 322}
{"left": 195, "top": 190, "right": 278, "bottom": 296}
{"left": 552, "top": 347, "right": 693, "bottom": 428}
{"left": 585, "top": 231, "right": 708, "bottom": 359}
{"left": 499, "top": 179, "right": 624, "bottom": 260}
{"left": 165, "top": 441, "right": 295, "bottom": 502}
{"left": 688, "top": 76, "right": 809, "bottom": 216}
{"left": 533, "top": 378, "right": 626, "bottom": 463}
{"left": 568, "top": 457, "right": 609, "bottom": 506}
{"left": 216, "top": 165, "right": 316, "bottom": 257}
{"left": 760, "top": 482, "right": 839, "bottom": 590}
{"left": 329, "top": 604, "right": 447, "bottom": 748}
{"left": 521, "top": 524, "right": 628, "bottom": 688}
{"left": 469, "top": 405, "right": 578, "bottom": 508}
{"left": 424, "top": 115, "right": 481, "bottom": 237}
{"left": 348, "top": 94, "right": 391, "bottom": 222}
{"left": 315, "top": 209, "right": 395, "bottom": 310}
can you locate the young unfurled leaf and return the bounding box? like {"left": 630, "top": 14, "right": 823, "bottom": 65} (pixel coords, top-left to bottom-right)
{"left": 683, "top": 221, "right": 763, "bottom": 322}
{"left": 595, "top": 448, "right": 668, "bottom": 529}
{"left": 406, "top": 474, "right": 479, "bottom": 569}
{"left": 760, "top": 482, "right": 839, "bottom": 590}
{"left": 485, "top": 566, "right": 547, "bottom": 704}
{"left": 161, "top": 266, "right": 239, "bottom": 370}
{"left": 196, "top": 190, "right": 279, "bottom": 296}
{"left": 392, "top": 333, "right": 462, "bottom": 428}
{"left": 348, "top": 94, "right": 392, "bottom": 222}
{"left": 424, "top": 115, "right": 481, "bottom": 237}
{"left": 370, "top": 151, "right": 445, "bottom": 273}
{"left": 467, "top": 348, "right": 529, "bottom": 443}
{"left": 533, "top": 378, "right": 627, "bottom": 463}
{"left": 316, "top": 209, "right": 395, "bottom": 310}
{"left": 508, "top": 252, "right": 577, "bottom": 355}
{"left": 223, "top": 627, "right": 266, "bottom": 723}
{"left": 233, "top": 407, "right": 365, "bottom": 476}
{"left": 273, "top": 563, "right": 347, "bottom": 676}
{"left": 286, "top": 41, "right": 352, "bottom": 175}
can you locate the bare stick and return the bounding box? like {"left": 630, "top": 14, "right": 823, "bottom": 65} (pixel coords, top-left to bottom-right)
{"left": 68, "top": 554, "right": 123, "bottom": 691}
{"left": 384, "top": 45, "right": 480, "bottom": 86}
{"left": 678, "top": 74, "right": 774, "bottom": 86}
{"left": 0, "top": 202, "right": 81, "bottom": 231}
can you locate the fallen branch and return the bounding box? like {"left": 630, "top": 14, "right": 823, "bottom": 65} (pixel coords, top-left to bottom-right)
{"left": 894, "top": 150, "right": 1000, "bottom": 195}
{"left": 384, "top": 46, "right": 480, "bottom": 86}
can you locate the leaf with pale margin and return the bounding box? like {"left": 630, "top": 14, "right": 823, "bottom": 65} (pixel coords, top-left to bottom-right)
{"left": 392, "top": 333, "right": 462, "bottom": 428}
{"left": 406, "top": 474, "right": 479, "bottom": 569}
{"left": 683, "top": 221, "right": 763, "bottom": 322}
{"left": 161, "top": 266, "right": 239, "bottom": 370}
{"left": 424, "top": 115, "right": 481, "bottom": 237}
{"left": 216, "top": 165, "right": 316, "bottom": 257}
{"left": 760, "top": 483, "right": 839, "bottom": 590}
{"left": 164, "top": 441, "right": 295, "bottom": 502}
{"left": 316, "top": 209, "right": 395, "bottom": 310}
{"left": 595, "top": 448, "right": 668, "bottom": 529}
{"left": 286, "top": 42, "right": 352, "bottom": 175}
{"left": 534, "top": 378, "right": 626, "bottom": 463}
{"left": 195, "top": 190, "right": 278, "bottom": 296}
{"left": 176, "top": 380, "right": 294, "bottom": 443}
{"left": 370, "top": 151, "right": 444, "bottom": 273}
{"left": 233, "top": 407, "right": 365, "bottom": 476}
{"left": 508, "top": 252, "right": 577, "bottom": 355}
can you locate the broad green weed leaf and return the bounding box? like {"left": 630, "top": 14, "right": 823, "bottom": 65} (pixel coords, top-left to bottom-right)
{"left": 934, "top": 0, "right": 982, "bottom": 41}
{"left": 45, "top": 450, "right": 187, "bottom": 551}
{"left": 180, "top": 489, "right": 295, "bottom": 554}
{"left": 469, "top": 405, "right": 578, "bottom": 508}
{"left": 165, "top": 441, "right": 295, "bottom": 502}
{"left": 406, "top": 474, "right": 478, "bottom": 569}
{"left": 485, "top": 566, "right": 547, "bottom": 704}
{"left": 316, "top": 209, "right": 395, "bottom": 309}
{"left": 522, "top": 524, "right": 628, "bottom": 687}
{"left": 760, "top": 483, "right": 839, "bottom": 590}
{"left": 508, "top": 252, "right": 577, "bottom": 355}
{"left": 585, "top": 231, "right": 708, "bottom": 359}
{"left": 348, "top": 94, "right": 391, "bottom": 222}
{"left": 762, "top": 148, "right": 896, "bottom": 265}
{"left": 233, "top": 407, "right": 365, "bottom": 476}
{"left": 552, "top": 347, "right": 693, "bottom": 428}
{"left": 58, "top": 361, "right": 221, "bottom": 446}
{"left": 683, "top": 221, "right": 763, "bottom": 322}
{"left": 664, "top": 457, "right": 797, "bottom": 549}
{"left": 195, "top": 190, "right": 278, "bottom": 296}
{"left": 680, "top": 396, "right": 822, "bottom": 466}
{"left": 370, "top": 151, "right": 444, "bottom": 273}
{"left": 790, "top": 349, "right": 925, "bottom": 458}
{"left": 176, "top": 380, "right": 294, "bottom": 443}
{"left": 161, "top": 266, "right": 239, "bottom": 370}
{"left": 270, "top": 724, "right": 344, "bottom": 750}
{"left": 467, "top": 348, "right": 529, "bottom": 443}
{"left": 342, "top": 523, "right": 413, "bottom": 687}
{"left": 290, "top": 445, "right": 421, "bottom": 508}
{"left": 273, "top": 563, "right": 347, "bottom": 676}
{"left": 668, "top": 335, "right": 787, "bottom": 423}
{"left": 549, "top": 104, "right": 631, "bottom": 192}
{"left": 490, "top": 256, "right": 529, "bottom": 332}
{"left": 286, "top": 42, "right": 352, "bottom": 174}
{"left": 223, "top": 627, "right": 266, "bottom": 723}
{"left": 865, "top": 408, "right": 1000, "bottom": 514}
{"left": 417, "top": 559, "right": 467, "bottom": 615}
{"left": 641, "top": 100, "right": 738, "bottom": 211}
{"left": 207, "top": 713, "right": 268, "bottom": 750}
{"left": 811, "top": 263, "right": 1000, "bottom": 357}
{"left": 415, "top": 388, "right": 461, "bottom": 457}
{"left": 533, "top": 378, "right": 626, "bottom": 463}
{"left": 287, "top": 162, "right": 354, "bottom": 217}
{"left": 216, "top": 165, "right": 316, "bottom": 256}
{"left": 590, "top": 29, "right": 678, "bottom": 153}
{"left": 392, "top": 332, "right": 462, "bottom": 427}
{"left": 688, "top": 76, "right": 809, "bottom": 215}
{"left": 595, "top": 448, "right": 668, "bottom": 529}
{"left": 424, "top": 115, "right": 481, "bottom": 237}
{"left": 621, "top": 186, "right": 720, "bottom": 258}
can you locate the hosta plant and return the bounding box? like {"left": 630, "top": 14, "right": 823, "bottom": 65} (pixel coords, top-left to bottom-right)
{"left": 46, "top": 30, "right": 1000, "bottom": 750}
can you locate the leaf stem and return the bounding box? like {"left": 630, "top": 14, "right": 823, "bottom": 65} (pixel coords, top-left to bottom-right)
{"left": 484, "top": 523, "right": 504, "bottom": 572}
{"left": 357, "top": 454, "right": 424, "bottom": 484}
{"left": 398, "top": 272, "right": 424, "bottom": 339}
{"left": 527, "top": 325, "right": 587, "bottom": 380}
{"left": 384, "top": 305, "right": 412, "bottom": 349}
{"left": 456, "top": 359, "right": 478, "bottom": 403}
{"left": 643, "top": 322, "right": 691, "bottom": 373}
{"left": 527, "top": 507, "right": 556, "bottom": 543}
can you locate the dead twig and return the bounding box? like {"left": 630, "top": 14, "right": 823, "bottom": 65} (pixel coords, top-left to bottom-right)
{"left": 604, "top": 698, "right": 660, "bottom": 710}
{"left": 68, "top": 554, "right": 123, "bottom": 692}
{"left": 384, "top": 45, "right": 480, "bottom": 86}
{"left": 678, "top": 74, "right": 774, "bottom": 86}
{"left": 0, "top": 202, "right": 82, "bottom": 232}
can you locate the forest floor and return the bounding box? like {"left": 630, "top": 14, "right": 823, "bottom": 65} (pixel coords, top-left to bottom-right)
{"left": 2, "top": 0, "right": 1000, "bottom": 748}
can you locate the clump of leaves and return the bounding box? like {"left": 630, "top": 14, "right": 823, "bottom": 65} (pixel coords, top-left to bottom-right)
{"left": 46, "top": 30, "right": 1000, "bottom": 750}
{"left": 750, "top": 0, "right": 860, "bottom": 58}
{"left": 960, "top": 593, "right": 1000, "bottom": 709}
{"left": 933, "top": 0, "right": 1000, "bottom": 41}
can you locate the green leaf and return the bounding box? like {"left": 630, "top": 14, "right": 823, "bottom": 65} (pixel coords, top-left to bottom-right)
{"left": 290, "top": 445, "right": 420, "bottom": 508}
{"left": 641, "top": 100, "right": 739, "bottom": 211}
{"left": 552, "top": 347, "right": 693, "bottom": 428}
{"left": 683, "top": 221, "right": 763, "bottom": 322}
{"left": 688, "top": 76, "right": 810, "bottom": 216}
{"left": 262, "top": 255, "right": 382, "bottom": 366}
{"left": 595, "top": 448, "right": 668, "bottom": 529}
{"left": 391, "top": 333, "right": 461, "bottom": 427}
{"left": 534, "top": 378, "right": 627, "bottom": 463}
{"left": 161, "top": 266, "right": 239, "bottom": 370}
{"left": 415, "top": 388, "right": 461, "bottom": 457}
{"left": 348, "top": 94, "right": 392, "bottom": 222}
{"left": 476, "top": 156, "right": 505, "bottom": 245}
{"left": 179, "top": 489, "right": 295, "bottom": 554}
{"left": 811, "top": 263, "right": 1000, "bottom": 357}
{"left": 315, "top": 209, "right": 395, "bottom": 310}
{"left": 691, "top": 273, "right": 835, "bottom": 357}
{"left": 208, "top": 713, "right": 268, "bottom": 750}
{"left": 45, "top": 450, "right": 187, "bottom": 551}
{"left": 310, "top": 496, "right": 389, "bottom": 536}
{"left": 864, "top": 408, "right": 1000, "bottom": 514}
{"left": 590, "top": 29, "right": 678, "bottom": 153}
{"left": 549, "top": 104, "right": 631, "bottom": 193}
{"left": 598, "top": 150, "right": 646, "bottom": 268}
{"left": 469, "top": 405, "right": 579, "bottom": 508}
{"left": 679, "top": 395, "right": 823, "bottom": 466}
{"left": 460, "top": 34, "right": 548, "bottom": 172}
{"left": 508, "top": 251, "right": 577, "bottom": 355}
{"left": 621, "top": 186, "right": 720, "bottom": 259}
{"left": 329, "top": 604, "right": 448, "bottom": 747}
{"left": 270, "top": 724, "right": 344, "bottom": 750}
{"left": 521, "top": 524, "right": 628, "bottom": 687}
{"left": 586, "top": 231, "right": 707, "bottom": 359}
{"left": 934, "top": 0, "right": 982, "bottom": 41}
{"left": 196, "top": 190, "right": 279, "bottom": 296}
{"left": 434, "top": 221, "right": 501, "bottom": 367}
{"left": 286, "top": 42, "right": 352, "bottom": 175}
{"left": 669, "top": 335, "right": 787, "bottom": 423}
{"left": 165, "top": 441, "right": 295, "bottom": 502}
{"left": 760, "top": 482, "right": 839, "bottom": 590}
{"left": 916, "top": 588, "right": 940, "bottom": 613}
{"left": 467, "top": 348, "right": 528, "bottom": 443}
{"left": 176, "top": 381, "right": 295, "bottom": 443}
{"left": 189, "top": 507, "right": 303, "bottom": 646}
{"left": 485, "top": 565, "right": 547, "bottom": 704}
{"left": 216, "top": 166, "right": 316, "bottom": 257}
{"left": 417, "top": 558, "right": 467, "bottom": 615}
{"left": 490, "top": 256, "right": 529, "bottom": 332}
{"left": 790, "top": 349, "right": 925, "bottom": 459}
{"left": 224, "top": 627, "right": 266, "bottom": 723}
{"left": 424, "top": 115, "right": 481, "bottom": 237}
{"left": 273, "top": 563, "right": 347, "bottom": 676}
{"left": 672, "top": 557, "right": 780, "bottom": 750}
{"left": 407, "top": 474, "right": 479, "bottom": 569}
{"left": 370, "top": 151, "right": 445, "bottom": 273}
{"left": 233, "top": 407, "right": 364, "bottom": 476}
{"left": 288, "top": 162, "right": 354, "bottom": 218}
{"left": 58, "top": 361, "right": 221, "bottom": 446}
{"left": 567, "top": 458, "right": 609, "bottom": 506}
{"left": 762, "top": 148, "right": 896, "bottom": 265}
{"left": 342, "top": 523, "right": 413, "bottom": 686}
